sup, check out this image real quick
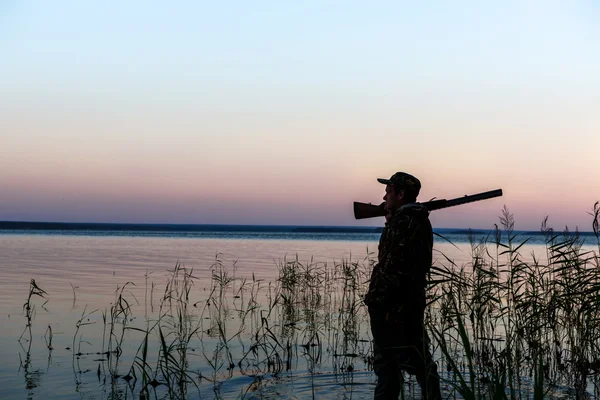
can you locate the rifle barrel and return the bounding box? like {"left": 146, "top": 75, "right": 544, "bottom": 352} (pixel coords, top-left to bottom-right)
{"left": 425, "top": 189, "right": 503, "bottom": 211}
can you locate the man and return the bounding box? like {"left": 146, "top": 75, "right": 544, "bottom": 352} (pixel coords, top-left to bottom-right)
{"left": 364, "top": 172, "right": 441, "bottom": 400}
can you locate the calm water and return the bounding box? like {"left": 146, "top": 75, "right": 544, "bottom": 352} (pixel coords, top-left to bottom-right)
{"left": 1, "top": 226, "right": 595, "bottom": 399}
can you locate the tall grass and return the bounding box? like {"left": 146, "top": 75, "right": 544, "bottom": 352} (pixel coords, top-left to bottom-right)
{"left": 430, "top": 205, "right": 600, "bottom": 399}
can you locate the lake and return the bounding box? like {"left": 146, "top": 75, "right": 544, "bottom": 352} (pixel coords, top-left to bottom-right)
{"left": 1, "top": 225, "right": 598, "bottom": 399}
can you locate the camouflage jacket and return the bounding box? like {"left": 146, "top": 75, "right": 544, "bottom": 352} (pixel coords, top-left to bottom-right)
{"left": 364, "top": 203, "right": 433, "bottom": 312}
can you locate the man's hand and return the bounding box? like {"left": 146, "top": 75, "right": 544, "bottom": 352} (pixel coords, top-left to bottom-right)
{"left": 381, "top": 202, "right": 392, "bottom": 222}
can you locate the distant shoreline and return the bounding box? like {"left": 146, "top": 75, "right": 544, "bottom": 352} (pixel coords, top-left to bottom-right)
{"left": 0, "top": 220, "right": 384, "bottom": 234}
{"left": 0, "top": 220, "right": 595, "bottom": 236}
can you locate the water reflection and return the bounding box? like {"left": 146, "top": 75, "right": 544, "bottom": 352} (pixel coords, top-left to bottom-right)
{"left": 3, "top": 228, "right": 600, "bottom": 399}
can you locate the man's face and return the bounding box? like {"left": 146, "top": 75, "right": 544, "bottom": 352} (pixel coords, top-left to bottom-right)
{"left": 383, "top": 185, "right": 404, "bottom": 219}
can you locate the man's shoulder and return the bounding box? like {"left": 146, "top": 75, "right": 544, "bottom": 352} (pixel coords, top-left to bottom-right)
{"left": 390, "top": 204, "right": 430, "bottom": 225}
{"left": 387, "top": 208, "right": 431, "bottom": 240}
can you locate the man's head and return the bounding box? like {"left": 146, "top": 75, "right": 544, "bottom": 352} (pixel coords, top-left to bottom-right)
{"left": 377, "top": 172, "right": 421, "bottom": 218}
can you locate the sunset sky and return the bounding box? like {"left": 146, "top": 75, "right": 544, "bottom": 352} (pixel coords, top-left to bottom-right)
{"left": 2, "top": 1, "right": 599, "bottom": 230}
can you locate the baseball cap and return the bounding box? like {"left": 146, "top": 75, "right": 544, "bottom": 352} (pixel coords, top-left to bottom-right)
{"left": 377, "top": 172, "right": 421, "bottom": 197}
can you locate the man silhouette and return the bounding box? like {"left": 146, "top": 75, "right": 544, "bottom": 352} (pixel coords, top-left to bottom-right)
{"left": 365, "top": 172, "right": 441, "bottom": 400}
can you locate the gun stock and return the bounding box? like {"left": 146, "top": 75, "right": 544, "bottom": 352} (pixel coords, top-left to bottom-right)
{"left": 353, "top": 202, "right": 387, "bottom": 219}
{"left": 353, "top": 189, "right": 503, "bottom": 219}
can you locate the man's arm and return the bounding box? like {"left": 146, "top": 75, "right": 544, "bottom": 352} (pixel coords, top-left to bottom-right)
{"left": 380, "top": 214, "right": 431, "bottom": 306}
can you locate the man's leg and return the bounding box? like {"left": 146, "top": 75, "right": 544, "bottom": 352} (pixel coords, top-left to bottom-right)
{"left": 373, "top": 338, "right": 404, "bottom": 399}
{"left": 370, "top": 311, "right": 404, "bottom": 399}
{"left": 402, "top": 323, "right": 441, "bottom": 400}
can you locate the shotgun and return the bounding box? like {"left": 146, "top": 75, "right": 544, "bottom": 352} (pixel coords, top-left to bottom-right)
{"left": 353, "top": 189, "right": 503, "bottom": 219}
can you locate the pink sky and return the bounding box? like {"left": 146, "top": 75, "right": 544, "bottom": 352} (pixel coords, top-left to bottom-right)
{"left": 1, "top": 2, "right": 599, "bottom": 231}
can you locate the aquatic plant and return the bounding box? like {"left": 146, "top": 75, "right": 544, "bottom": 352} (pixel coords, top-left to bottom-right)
{"left": 18, "top": 279, "right": 47, "bottom": 344}
{"left": 429, "top": 206, "right": 600, "bottom": 399}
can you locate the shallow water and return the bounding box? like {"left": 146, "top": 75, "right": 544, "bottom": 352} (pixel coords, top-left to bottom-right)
{"left": 1, "top": 231, "right": 596, "bottom": 399}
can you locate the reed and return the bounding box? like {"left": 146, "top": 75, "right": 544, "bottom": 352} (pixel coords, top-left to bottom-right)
{"left": 18, "top": 279, "right": 47, "bottom": 344}
{"left": 429, "top": 205, "right": 600, "bottom": 399}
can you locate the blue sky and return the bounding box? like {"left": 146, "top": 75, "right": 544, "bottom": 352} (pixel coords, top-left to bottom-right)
{"left": 2, "top": 1, "right": 599, "bottom": 230}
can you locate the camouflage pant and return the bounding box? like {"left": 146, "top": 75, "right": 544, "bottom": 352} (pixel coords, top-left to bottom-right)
{"left": 369, "top": 308, "right": 441, "bottom": 400}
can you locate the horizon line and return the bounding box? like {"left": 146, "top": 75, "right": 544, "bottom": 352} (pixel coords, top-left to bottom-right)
{"left": 0, "top": 220, "right": 595, "bottom": 235}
